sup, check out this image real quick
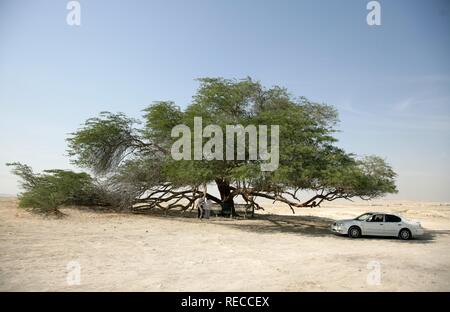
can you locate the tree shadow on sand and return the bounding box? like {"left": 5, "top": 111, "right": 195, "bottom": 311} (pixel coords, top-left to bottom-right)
{"left": 138, "top": 209, "right": 447, "bottom": 244}
{"left": 224, "top": 214, "right": 334, "bottom": 237}
{"left": 135, "top": 208, "right": 334, "bottom": 238}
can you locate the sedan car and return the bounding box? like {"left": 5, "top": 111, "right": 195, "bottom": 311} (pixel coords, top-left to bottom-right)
{"left": 331, "top": 212, "right": 424, "bottom": 240}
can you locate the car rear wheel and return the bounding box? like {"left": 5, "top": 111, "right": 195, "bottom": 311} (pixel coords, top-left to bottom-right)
{"left": 399, "top": 228, "right": 411, "bottom": 240}
{"left": 348, "top": 226, "right": 361, "bottom": 238}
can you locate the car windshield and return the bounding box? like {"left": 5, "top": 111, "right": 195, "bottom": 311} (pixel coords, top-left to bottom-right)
{"left": 355, "top": 213, "right": 373, "bottom": 221}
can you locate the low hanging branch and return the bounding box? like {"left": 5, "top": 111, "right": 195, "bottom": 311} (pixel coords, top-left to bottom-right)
{"left": 131, "top": 185, "right": 222, "bottom": 213}
{"left": 127, "top": 182, "right": 353, "bottom": 216}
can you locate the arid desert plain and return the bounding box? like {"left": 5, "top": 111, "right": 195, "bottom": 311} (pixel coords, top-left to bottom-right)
{"left": 1, "top": 196, "right": 449, "bottom": 291}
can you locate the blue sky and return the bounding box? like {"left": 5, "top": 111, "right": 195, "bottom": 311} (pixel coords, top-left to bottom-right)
{"left": 0, "top": 0, "right": 449, "bottom": 201}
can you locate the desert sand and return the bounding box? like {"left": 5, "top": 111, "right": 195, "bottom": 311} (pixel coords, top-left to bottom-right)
{"left": 1, "top": 196, "right": 450, "bottom": 291}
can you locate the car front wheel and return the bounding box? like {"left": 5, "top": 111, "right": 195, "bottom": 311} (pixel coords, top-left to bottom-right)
{"left": 399, "top": 228, "right": 411, "bottom": 240}
{"left": 348, "top": 226, "right": 361, "bottom": 238}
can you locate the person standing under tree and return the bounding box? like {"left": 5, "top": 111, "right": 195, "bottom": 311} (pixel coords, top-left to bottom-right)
{"left": 196, "top": 197, "right": 205, "bottom": 219}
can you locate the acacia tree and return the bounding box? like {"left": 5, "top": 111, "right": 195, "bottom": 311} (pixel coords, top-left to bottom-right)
{"left": 67, "top": 78, "right": 397, "bottom": 215}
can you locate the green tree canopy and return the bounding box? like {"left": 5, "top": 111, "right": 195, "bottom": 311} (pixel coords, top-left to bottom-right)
{"left": 66, "top": 77, "right": 397, "bottom": 215}
{"left": 6, "top": 162, "right": 105, "bottom": 214}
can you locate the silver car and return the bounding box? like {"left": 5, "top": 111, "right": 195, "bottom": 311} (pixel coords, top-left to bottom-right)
{"left": 331, "top": 212, "right": 424, "bottom": 240}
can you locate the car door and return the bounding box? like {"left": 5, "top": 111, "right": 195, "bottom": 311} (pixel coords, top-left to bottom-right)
{"left": 384, "top": 214, "right": 402, "bottom": 236}
{"left": 363, "top": 214, "right": 385, "bottom": 235}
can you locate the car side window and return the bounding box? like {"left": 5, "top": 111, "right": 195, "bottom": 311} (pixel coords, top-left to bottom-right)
{"left": 385, "top": 214, "right": 401, "bottom": 222}
{"left": 370, "top": 214, "right": 384, "bottom": 222}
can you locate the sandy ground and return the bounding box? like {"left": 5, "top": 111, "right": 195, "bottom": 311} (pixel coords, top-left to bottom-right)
{"left": 1, "top": 197, "right": 450, "bottom": 291}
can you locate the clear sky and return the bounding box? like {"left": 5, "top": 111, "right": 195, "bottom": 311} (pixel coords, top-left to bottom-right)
{"left": 0, "top": 0, "right": 449, "bottom": 201}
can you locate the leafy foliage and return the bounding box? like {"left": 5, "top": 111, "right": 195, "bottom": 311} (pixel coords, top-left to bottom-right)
{"left": 6, "top": 162, "right": 104, "bottom": 214}
{"left": 66, "top": 112, "right": 143, "bottom": 175}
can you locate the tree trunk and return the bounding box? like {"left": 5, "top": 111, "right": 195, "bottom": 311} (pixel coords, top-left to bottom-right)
{"left": 215, "top": 178, "right": 236, "bottom": 217}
